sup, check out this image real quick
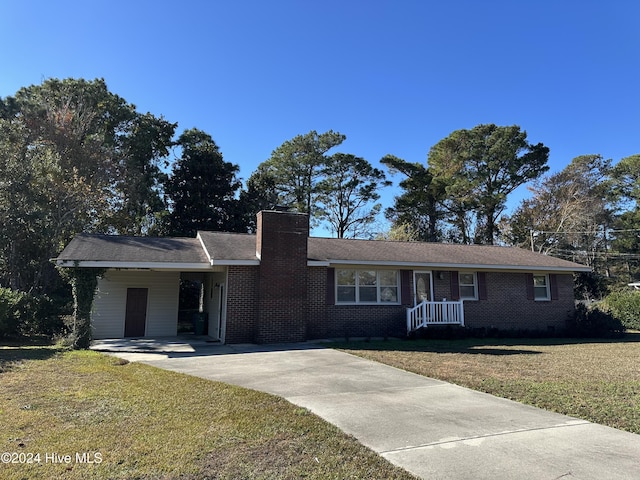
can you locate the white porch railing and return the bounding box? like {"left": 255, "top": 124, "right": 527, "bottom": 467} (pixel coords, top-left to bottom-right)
{"left": 406, "top": 299, "right": 465, "bottom": 333}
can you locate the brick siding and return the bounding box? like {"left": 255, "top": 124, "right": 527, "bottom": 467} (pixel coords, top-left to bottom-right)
{"left": 224, "top": 265, "right": 259, "bottom": 343}
{"left": 255, "top": 211, "right": 309, "bottom": 343}
{"left": 432, "top": 271, "right": 575, "bottom": 331}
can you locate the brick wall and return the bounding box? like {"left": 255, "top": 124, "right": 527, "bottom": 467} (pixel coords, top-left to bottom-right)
{"left": 306, "top": 269, "right": 576, "bottom": 340}
{"left": 255, "top": 210, "right": 309, "bottom": 343}
{"left": 433, "top": 271, "right": 575, "bottom": 331}
{"left": 224, "top": 265, "right": 259, "bottom": 343}
{"left": 307, "top": 267, "right": 410, "bottom": 339}
{"left": 307, "top": 267, "right": 328, "bottom": 338}
{"left": 322, "top": 305, "right": 406, "bottom": 339}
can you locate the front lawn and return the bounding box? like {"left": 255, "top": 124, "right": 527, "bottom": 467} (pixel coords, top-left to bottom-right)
{"left": 0, "top": 343, "right": 415, "bottom": 479}
{"left": 337, "top": 336, "right": 640, "bottom": 434}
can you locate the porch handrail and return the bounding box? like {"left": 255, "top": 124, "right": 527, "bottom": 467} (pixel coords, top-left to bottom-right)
{"left": 406, "top": 299, "right": 465, "bottom": 333}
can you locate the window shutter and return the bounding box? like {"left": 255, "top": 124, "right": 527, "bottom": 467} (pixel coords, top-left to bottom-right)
{"left": 477, "top": 272, "right": 488, "bottom": 300}
{"left": 550, "top": 274, "right": 559, "bottom": 300}
{"left": 326, "top": 268, "right": 335, "bottom": 304}
{"left": 401, "top": 270, "right": 412, "bottom": 305}
{"left": 449, "top": 271, "right": 460, "bottom": 300}
{"left": 525, "top": 273, "right": 535, "bottom": 300}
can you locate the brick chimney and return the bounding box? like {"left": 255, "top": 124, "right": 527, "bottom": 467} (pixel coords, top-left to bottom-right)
{"left": 256, "top": 210, "right": 309, "bottom": 343}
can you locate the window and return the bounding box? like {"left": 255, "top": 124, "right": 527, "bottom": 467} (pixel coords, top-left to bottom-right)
{"left": 336, "top": 269, "right": 399, "bottom": 304}
{"left": 458, "top": 272, "right": 478, "bottom": 300}
{"left": 533, "top": 274, "right": 550, "bottom": 301}
{"left": 337, "top": 269, "right": 356, "bottom": 302}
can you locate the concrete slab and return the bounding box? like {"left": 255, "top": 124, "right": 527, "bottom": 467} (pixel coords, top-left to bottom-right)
{"left": 115, "top": 344, "right": 640, "bottom": 480}
{"left": 383, "top": 422, "right": 640, "bottom": 480}
{"left": 90, "top": 336, "right": 222, "bottom": 353}
{"left": 150, "top": 348, "right": 445, "bottom": 397}
{"left": 287, "top": 384, "right": 588, "bottom": 452}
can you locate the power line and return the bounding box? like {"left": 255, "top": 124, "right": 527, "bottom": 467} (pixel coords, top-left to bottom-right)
{"left": 532, "top": 228, "right": 640, "bottom": 235}
{"left": 551, "top": 249, "right": 640, "bottom": 258}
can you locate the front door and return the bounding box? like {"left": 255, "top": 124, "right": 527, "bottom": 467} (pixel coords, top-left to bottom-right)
{"left": 124, "top": 288, "right": 148, "bottom": 337}
{"left": 413, "top": 271, "right": 433, "bottom": 306}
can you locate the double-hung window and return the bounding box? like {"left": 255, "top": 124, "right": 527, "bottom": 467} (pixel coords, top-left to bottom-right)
{"left": 336, "top": 269, "right": 399, "bottom": 304}
{"left": 458, "top": 272, "right": 478, "bottom": 300}
{"left": 533, "top": 274, "right": 550, "bottom": 301}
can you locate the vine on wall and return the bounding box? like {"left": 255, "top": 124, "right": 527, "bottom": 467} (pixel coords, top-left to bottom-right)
{"left": 58, "top": 266, "right": 105, "bottom": 349}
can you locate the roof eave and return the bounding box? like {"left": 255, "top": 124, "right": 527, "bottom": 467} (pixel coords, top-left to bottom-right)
{"left": 323, "top": 259, "right": 591, "bottom": 272}
{"left": 55, "top": 260, "right": 212, "bottom": 271}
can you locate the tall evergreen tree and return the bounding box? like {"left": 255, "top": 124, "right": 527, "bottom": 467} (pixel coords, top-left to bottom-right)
{"left": 164, "top": 129, "right": 243, "bottom": 236}
{"left": 381, "top": 154, "right": 446, "bottom": 242}
{"left": 256, "top": 130, "right": 345, "bottom": 218}
{"left": 428, "top": 124, "right": 549, "bottom": 244}
{"left": 317, "top": 153, "right": 390, "bottom": 238}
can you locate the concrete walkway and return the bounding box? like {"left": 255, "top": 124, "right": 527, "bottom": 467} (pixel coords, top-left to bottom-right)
{"left": 106, "top": 342, "right": 640, "bottom": 479}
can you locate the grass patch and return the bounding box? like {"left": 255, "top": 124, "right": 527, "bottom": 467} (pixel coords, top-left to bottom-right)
{"left": 0, "top": 344, "right": 415, "bottom": 479}
{"left": 336, "top": 335, "right": 640, "bottom": 434}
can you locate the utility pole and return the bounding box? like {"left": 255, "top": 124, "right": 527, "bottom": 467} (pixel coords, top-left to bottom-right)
{"left": 530, "top": 229, "right": 535, "bottom": 252}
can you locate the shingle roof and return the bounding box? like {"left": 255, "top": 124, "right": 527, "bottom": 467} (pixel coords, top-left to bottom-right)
{"left": 56, "top": 231, "right": 590, "bottom": 272}
{"left": 307, "top": 237, "right": 590, "bottom": 271}
{"left": 197, "top": 231, "right": 257, "bottom": 262}
{"left": 56, "top": 234, "right": 209, "bottom": 264}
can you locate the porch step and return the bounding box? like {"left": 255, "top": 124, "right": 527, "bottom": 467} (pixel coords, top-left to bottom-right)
{"left": 406, "top": 300, "right": 465, "bottom": 334}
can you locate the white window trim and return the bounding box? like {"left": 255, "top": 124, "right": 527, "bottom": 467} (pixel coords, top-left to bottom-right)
{"left": 533, "top": 274, "right": 551, "bottom": 301}
{"left": 335, "top": 269, "right": 400, "bottom": 305}
{"left": 458, "top": 272, "right": 478, "bottom": 300}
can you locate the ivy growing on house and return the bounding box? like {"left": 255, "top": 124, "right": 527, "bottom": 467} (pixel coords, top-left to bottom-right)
{"left": 58, "top": 266, "right": 105, "bottom": 349}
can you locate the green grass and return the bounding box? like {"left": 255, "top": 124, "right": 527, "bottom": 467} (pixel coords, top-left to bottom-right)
{"left": 0, "top": 342, "right": 415, "bottom": 480}
{"left": 336, "top": 335, "right": 640, "bottom": 434}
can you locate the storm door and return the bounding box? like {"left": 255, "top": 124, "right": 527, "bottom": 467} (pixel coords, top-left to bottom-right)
{"left": 413, "top": 271, "right": 433, "bottom": 306}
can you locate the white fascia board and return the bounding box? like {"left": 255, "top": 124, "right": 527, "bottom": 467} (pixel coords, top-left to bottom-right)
{"left": 55, "top": 260, "right": 212, "bottom": 270}
{"left": 210, "top": 259, "right": 260, "bottom": 266}
{"left": 325, "top": 259, "right": 591, "bottom": 273}
{"left": 308, "top": 260, "right": 331, "bottom": 267}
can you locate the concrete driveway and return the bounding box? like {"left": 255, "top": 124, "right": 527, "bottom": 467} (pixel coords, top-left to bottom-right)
{"left": 108, "top": 342, "right": 640, "bottom": 480}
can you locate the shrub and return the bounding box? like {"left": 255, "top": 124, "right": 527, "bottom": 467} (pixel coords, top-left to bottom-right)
{"left": 20, "top": 294, "right": 68, "bottom": 336}
{"left": 0, "top": 287, "right": 68, "bottom": 338}
{"left": 574, "top": 271, "right": 610, "bottom": 301}
{"left": 567, "top": 303, "right": 625, "bottom": 338}
{"left": 0, "top": 287, "right": 25, "bottom": 337}
{"left": 601, "top": 290, "right": 640, "bottom": 330}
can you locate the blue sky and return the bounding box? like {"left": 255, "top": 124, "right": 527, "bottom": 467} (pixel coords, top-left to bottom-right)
{"left": 2, "top": 0, "right": 639, "bottom": 233}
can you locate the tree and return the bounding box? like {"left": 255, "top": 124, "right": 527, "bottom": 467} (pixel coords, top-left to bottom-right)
{"left": 0, "top": 78, "right": 176, "bottom": 297}
{"left": 375, "top": 223, "right": 420, "bottom": 242}
{"left": 317, "top": 153, "right": 390, "bottom": 238}
{"left": 428, "top": 124, "right": 549, "bottom": 244}
{"left": 381, "top": 154, "right": 447, "bottom": 242}
{"left": 507, "top": 155, "right": 613, "bottom": 273}
{"left": 608, "top": 154, "right": 640, "bottom": 278}
{"left": 238, "top": 166, "right": 281, "bottom": 233}
{"left": 106, "top": 113, "right": 177, "bottom": 235}
{"left": 164, "top": 128, "right": 243, "bottom": 236}
{"left": 0, "top": 109, "right": 104, "bottom": 293}
{"left": 256, "top": 130, "right": 346, "bottom": 218}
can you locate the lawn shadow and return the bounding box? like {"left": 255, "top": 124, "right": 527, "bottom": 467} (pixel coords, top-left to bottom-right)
{"left": 0, "top": 336, "right": 60, "bottom": 373}
{"left": 331, "top": 331, "right": 640, "bottom": 356}
{"left": 331, "top": 339, "right": 544, "bottom": 356}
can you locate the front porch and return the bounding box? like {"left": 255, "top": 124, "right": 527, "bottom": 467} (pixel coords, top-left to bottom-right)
{"left": 406, "top": 300, "right": 465, "bottom": 333}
